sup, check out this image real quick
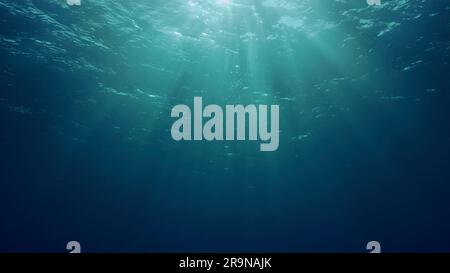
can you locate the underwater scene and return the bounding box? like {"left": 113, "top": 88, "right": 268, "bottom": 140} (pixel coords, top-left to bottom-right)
{"left": 1, "top": 0, "right": 450, "bottom": 252}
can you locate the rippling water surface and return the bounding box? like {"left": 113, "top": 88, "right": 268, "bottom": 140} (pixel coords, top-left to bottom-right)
{"left": 1, "top": 0, "right": 450, "bottom": 252}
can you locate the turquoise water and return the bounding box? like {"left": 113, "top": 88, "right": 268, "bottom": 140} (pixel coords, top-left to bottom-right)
{"left": 1, "top": 0, "right": 450, "bottom": 252}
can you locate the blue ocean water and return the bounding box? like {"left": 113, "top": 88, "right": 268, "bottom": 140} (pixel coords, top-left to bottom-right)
{"left": 0, "top": 0, "right": 449, "bottom": 252}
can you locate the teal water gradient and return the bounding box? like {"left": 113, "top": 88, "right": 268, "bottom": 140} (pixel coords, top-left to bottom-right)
{"left": 0, "top": 0, "right": 450, "bottom": 252}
